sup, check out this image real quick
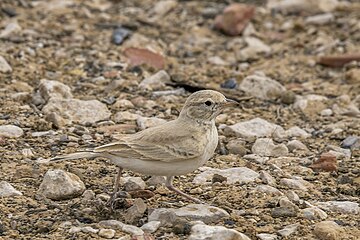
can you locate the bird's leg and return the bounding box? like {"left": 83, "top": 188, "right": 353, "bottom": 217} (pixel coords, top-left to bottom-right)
{"left": 106, "top": 167, "right": 123, "bottom": 208}
{"left": 165, "top": 176, "right": 203, "bottom": 204}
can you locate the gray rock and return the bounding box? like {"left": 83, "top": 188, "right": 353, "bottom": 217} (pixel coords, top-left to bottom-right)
{"left": 0, "top": 181, "right": 23, "bottom": 197}
{"left": 139, "top": 70, "right": 170, "bottom": 90}
{"left": 0, "top": 56, "right": 12, "bottom": 73}
{"left": 239, "top": 73, "right": 285, "bottom": 100}
{"left": 315, "top": 201, "right": 359, "bottom": 215}
{"left": 280, "top": 178, "right": 310, "bottom": 191}
{"left": 146, "top": 176, "right": 166, "bottom": 186}
{"left": 224, "top": 118, "right": 285, "bottom": 141}
{"left": 124, "top": 198, "right": 147, "bottom": 223}
{"left": 341, "top": 136, "right": 359, "bottom": 149}
{"left": 277, "top": 224, "right": 299, "bottom": 237}
{"left": 321, "top": 108, "right": 333, "bottom": 116}
{"left": 99, "top": 220, "right": 144, "bottom": 236}
{"left": 287, "top": 140, "right": 308, "bottom": 152}
{"left": 148, "top": 204, "right": 229, "bottom": 225}
{"left": 243, "top": 154, "right": 269, "bottom": 164}
{"left": 0, "top": 21, "right": 21, "bottom": 38}
{"left": 272, "top": 197, "right": 299, "bottom": 218}
{"left": 81, "top": 226, "right": 99, "bottom": 234}
{"left": 193, "top": 167, "right": 259, "bottom": 185}
{"left": 305, "top": 13, "right": 334, "bottom": 25}
{"left": 141, "top": 221, "right": 161, "bottom": 233}
{"left": 252, "top": 138, "right": 288, "bottom": 157}
{"left": 98, "top": 228, "right": 115, "bottom": 239}
{"left": 239, "top": 38, "right": 271, "bottom": 60}
{"left": 302, "top": 206, "right": 328, "bottom": 220}
{"left": 313, "top": 221, "right": 344, "bottom": 240}
{"left": 259, "top": 171, "right": 276, "bottom": 186}
{"left": 42, "top": 98, "right": 111, "bottom": 126}
{"left": 123, "top": 177, "right": 146, "bottom": 191}
{"left": 0, "top": 125, "right": 24, "bottom": 138}
{"left": 38, "top": 79, "right": 72, "bottom": 102}
{"left": 256, "top": 233, "right": 278, "bottom": 240}
{"left": 254, "top": 185, "right": 283, "bottom": 196}
{"left": 226, "top": 139, "right": 247, "bottom": 156}
{"left": 38, "top": 169, "right": 86, "bottom": 200}
{"left": 285, "top": 126, "right": 310, "bottom": 138}
{"left": 326, "top": 145, "right": 351, "bottom": 159}
{"left": 267, "top": 0, "right": 339, "bottom": 13}
{"left": 137, "top": 116, "right": 167, "bottom": 130}
{"left": 285, "top": 190, "right": 300, "bottom": 203}
{"left": 114, "top": 111, "right": 140, "bottom": 123}
{"left": 82, "top": 189, "right": 95, "bottom": 202}
{"left": 189, "top": 224, "right": 251, "bottom": 240}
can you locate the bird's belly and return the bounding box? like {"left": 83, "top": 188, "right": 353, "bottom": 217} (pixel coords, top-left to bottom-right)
{"left": 109, "top": 157, "right": 201, "bottom": 176}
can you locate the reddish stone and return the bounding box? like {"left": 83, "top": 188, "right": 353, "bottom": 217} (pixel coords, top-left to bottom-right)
{"left": 129, "top": 189, "right": 155, "bottom": 199}
{"left": 310, "top": 152, "right": 337, "bottom": 172}
{"left": 317, "top": 54, "right": 360, "bottom": 67}
{"left": 214, "top": 3, "right": 255, "bottom": 36}
{"left": 124, "top": 47, "right": 165, "bottom": 70}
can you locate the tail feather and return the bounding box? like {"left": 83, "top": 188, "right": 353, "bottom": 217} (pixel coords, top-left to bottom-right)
{"left": 50, "top": 151, "right": 100, "bottom": 162}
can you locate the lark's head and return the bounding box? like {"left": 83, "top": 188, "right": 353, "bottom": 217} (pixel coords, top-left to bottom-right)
{"left": 179, "top": 90, "right": 237, "bottom": 122}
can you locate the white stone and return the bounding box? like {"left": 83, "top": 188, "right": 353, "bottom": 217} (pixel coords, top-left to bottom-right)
{"left": 305, "top": 13, "right": 334, "bottom": 25}
{"left": 224, "top": 118, "right": 285, "bottom": 141}
{"left": 0, "top": 21, "right": 21, "bottom": 38}
{"left": 38, "top": 169, "right": 86, "bottom": 200}
{"left": 146, "top": 176, "right": 166, "bottom": 186}
{"left": 254, "top": 185, "right": 283, "bottom": 196}
{"left": 280, "top": 178, "right": 309, "bottom": 191}
{"left": 239, "top": 37, "right": 271, "bottom": 60}
{"left": 252, "top": 138, "right": 288, "bottom": 157}
{"left": 38, "top": 79, "right": 72, "bottom": 102}
{"left": 99, "top": 220, "right": 144, "bottom": 236}
{"left": 122, "top": 177, "right": 146, "bottom": 191}
{"left": 98, "top": 228, "right": 115, "bottom": 239}
{"left": 287, "top": 140, "right": 308, "bottom": 152}
{"left": 114, "top": 111, "right": 140, "bottom": 123}
{"left": 285, "top": 126, "right": 310, "bottom": 138}
{"left": 257, "top": 233, "right": 278, "bottom": 240}
{"left": 277, "top": 224, "right": 299, "bottom": 237}
{"left": 0, "top": 125, "right": 24, "bottom": 138}
{"left": 193, "top": 167, "right": 259, "bottom": 185}
{"left": 267, "top": 0, "right": 339, "bottom": 13}
{"left": 141, "top": 221, "right": 161, "bottom": 233}
{"left": 189, "top": 224, "right": 251, "bottom": 240}
{"left": 139, "top": 70, "right": 170, "bottom": 90}
{"left": 137, "top": 116, "right": 167, "bottom": 130}
{"left": 239, "top": 74, "right": 285, "bottom": 100}
{"left": 320, "top": 108, "right": 333, "bottom": 116}
{"left": 81, "top": 226, "right": 99, "bottom": 234}
{"left": 243, "top": 154, "right": 269, "bottom": 164}
{"left": 302, "top": 207, "right": 328, "bottom": 220}
{"left": 0, "top": 181, "right": 23, "bottom": 197}
{"left": 259, "top": 171, "right": 276, "bottom": 186}
{"left": 148, "top": 204, "right": 229, "bottom": 225}
{"left": 0, "top": 56, "right": 12, "bottom": 73}
{"left": 69, "top": 226, "right": 81, "bottom": 234}
{"left": 42, "top": 98, "right": 111, "bottom": 125}
{"left": 294, "top": 94, "right": 328, "bottom": 115}
{"left": 315, "top": 201, "right": 359, "bottom": 215}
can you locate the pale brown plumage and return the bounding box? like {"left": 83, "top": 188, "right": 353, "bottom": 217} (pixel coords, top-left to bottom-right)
{"left": 51, "top": 90, "right": 237, "bottom": 204}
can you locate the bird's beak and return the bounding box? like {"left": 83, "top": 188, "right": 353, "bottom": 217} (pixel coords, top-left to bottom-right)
{"left": 222, "top": 98, "right": 238, "bottom": 108}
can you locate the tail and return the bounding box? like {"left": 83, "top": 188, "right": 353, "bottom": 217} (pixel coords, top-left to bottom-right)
{"left": 50, "top": 151, "right": 101, "bottom": 162}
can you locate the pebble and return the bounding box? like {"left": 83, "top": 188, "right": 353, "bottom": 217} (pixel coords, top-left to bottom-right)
{"left": 345, "top": 68, "right": 360, "bottom": 84}
{"left": 82, "top": 189, "right": 95, "bottom": 202}
{"left": 0, "top": 181, "right": 23, "bottom": 197}
{"left": 136, "top": 116, "right": 167, "bottom": 130}
{"left": 42, "top": 98, "right": 111, "bottom": 126}
{"left": 140, "top": 221, "right": 161, "bottom": 233}
{"left": 99, "top": 220, "right": 144, "bottom": 236}
{"left": 124, "top": 198, "right": 147, "bottom": 223}
{"left": 38, "top": 169, "right": 86, "bottom": 200}
{"left": 310, "top": 152, "right": 337, "bottom": 172}
{"left": 254, "top": 185, "right": 283, "bottom": 196}
{"left": 146, "top": 176, "right": 166, "bottom": 186}
{"left": 341, "top": 136, "right": 359, "bottom": 149}
{"left": 280, "top": 178, "right": 309, "bottom": 191}
{"left": 193, "top": 167, "right": 259, "bottom": 185}
{"left": 281, "top": 90, "right": 296, "bottom": 104}
{"left": 81, "top": 226, "right": 99, "bottom": 234}
{"left": 256, "top": 233, "right": 278, "bottom": 240}
{"left": 305, "top": 13, "right": 334, "bottom": 25}
{"left": 123, "top": 177, "right": 146, "bottom": 191}
{"left": 259, "top": 171, "right": 276, "bottom": 186}
{"left": 285, "top": 126, "right": 310, "bottom": 138}
{"left": 113, "top": 99, "right": 134, "bottom": 109}
{"left": 287, "top": 140, "right": 308, "bottom": 152}
{"left": 151, "top": 0, "right": 178, "bottom": 18}
{"left": 326, "top": 145, "right": 351, "bottom": 159}
{"left": 189, "top": 224, "right": 251, "bottom": 240}
{"left": 239, "top": 37, "right": 272, "bottom": 60}
{"left": 320, "top": 108, "right": 333, "bottom": 116}
{"left": 98, "top": 228, "right": 115, "bottom": 239}
{"left": 285, "top": 191, "right": 300, "bottom": 203}
{"left": 38, "top": 79, "right": 72, "bottom": 102}
{"left": 277, "top": 223, "right": 299, "bottom": 237}
{"left": 315, "top": 201, "right": 359, "bottom": 215}
{"left": 239, "top": 73, "right": 285, "bottom": 100}
{"left": 294, "top": 94, "right": 328, "bottom": 116}
{"left": 302, "top": 206, "right": 328, "bottom": 220}
{"left": 226, "top": 139, "right": 247, "bottom": 156}
{"left": 0, "top": 56, "right": 12, "bottom": 73}
{"left": 114, "top": 111, "right": 140, "bottom": 123}
{"left": 220, "top": 78, "right": 237, "bottom": 89}
{"left": 0, "top": 21, "right": 21, "bottom": 38}
{"left": 224, "top": 118, "right": 285, "bottom": 141}
{"left": 112, "top": 27, "right": 131, "bottom": 45}
{"left": 172, "top": 219, "right": 191, "bottom": 235}
{"left": 0, "top": 125, "right": 24, "bottom": 138}
{"left": 251, "top": 138, "right": 289, "bottom": 157}
{"left": 313, "top": 221, "right": 344, "bottom": 240}
{"left": 148, "top": 204, "right": 229, "bottom": 225}
{"left": 267, "top": 0, "right": 339, "bottom": 13}
{"left": 139, "top": 70, "right": 170, "bottom": 90}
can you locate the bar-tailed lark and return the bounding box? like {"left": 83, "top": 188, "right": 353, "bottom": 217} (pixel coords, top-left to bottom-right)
{"left": 51, "top": 90, "right": 237, "bottom": 205}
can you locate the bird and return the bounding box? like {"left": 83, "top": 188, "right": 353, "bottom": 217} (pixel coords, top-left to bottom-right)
{"left": 50, "top": 90, "right": 237, "bottom": 205}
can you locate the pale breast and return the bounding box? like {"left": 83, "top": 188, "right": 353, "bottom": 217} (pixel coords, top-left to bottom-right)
{"left": 198, "top": 124, "right": 218, "bottom": 167}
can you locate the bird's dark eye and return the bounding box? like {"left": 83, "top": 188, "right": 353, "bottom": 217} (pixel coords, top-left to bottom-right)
{"left": 204, "top": 100, "right": 212, "bottom": 106}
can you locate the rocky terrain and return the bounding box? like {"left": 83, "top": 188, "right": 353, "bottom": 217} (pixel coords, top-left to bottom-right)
{"left": 0, "top": 0, "right": 359, "bottom": 239}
